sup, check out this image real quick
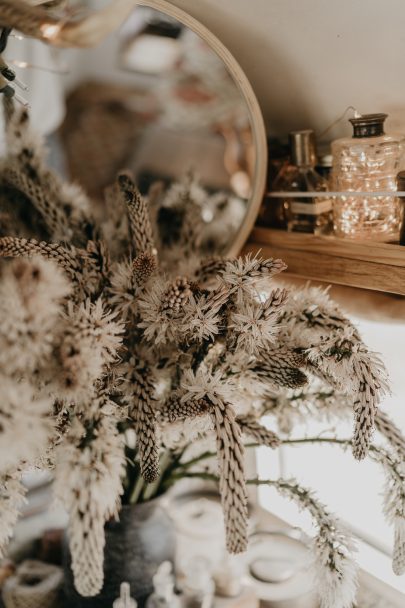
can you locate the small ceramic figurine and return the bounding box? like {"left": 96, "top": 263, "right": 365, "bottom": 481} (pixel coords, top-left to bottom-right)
{"left": 113, "top": 582, "right": 137, "bottom": 608}
{"left": 181, "top": 557, "right": 215, "bottom": 608}
{"left": 145, "top": 561, "right": 181, "bottom": 608}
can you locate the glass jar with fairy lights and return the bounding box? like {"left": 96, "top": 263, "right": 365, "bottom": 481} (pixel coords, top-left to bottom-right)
{"left": 331, "top": 113, "right": 405, "bottom": 240}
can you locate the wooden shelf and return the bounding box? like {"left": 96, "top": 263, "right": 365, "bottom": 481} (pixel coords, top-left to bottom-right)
{"left": 244, "top": 227, "right": 405, "bottom": 296}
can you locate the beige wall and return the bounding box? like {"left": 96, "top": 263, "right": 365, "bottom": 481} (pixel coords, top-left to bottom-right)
{"left": 168, "top": 0, "right": 405, "bottom": 142}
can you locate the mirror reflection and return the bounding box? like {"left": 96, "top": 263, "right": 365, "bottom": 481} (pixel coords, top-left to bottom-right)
{"left": 57, "top": 6, "right": 256, "bottom": 256}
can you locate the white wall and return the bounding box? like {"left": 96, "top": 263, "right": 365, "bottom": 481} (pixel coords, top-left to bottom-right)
{"left": 168, "top": 0, "right": 405, "bottom": 142}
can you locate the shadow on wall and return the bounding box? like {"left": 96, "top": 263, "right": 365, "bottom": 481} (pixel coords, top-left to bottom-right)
{"left": 171, "top": 0, "right": 405, "bottom": 139}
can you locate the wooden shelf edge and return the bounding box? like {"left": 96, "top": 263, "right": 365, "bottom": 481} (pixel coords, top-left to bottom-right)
{"left": 244, "top": 227, "right": 405, "bottom": 296}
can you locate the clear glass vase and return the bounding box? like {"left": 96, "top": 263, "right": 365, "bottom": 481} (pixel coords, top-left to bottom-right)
{"left": 331, "top": 113, "right": 405, "bottom": 240}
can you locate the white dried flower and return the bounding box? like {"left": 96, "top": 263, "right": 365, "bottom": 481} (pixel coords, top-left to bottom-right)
{"left": 0, "top": 377, "right": 53, "bottom": 472}
{"left": 180, "top": 294, "right": 223, "bottom": 342}
{"left": 274, "top": 479, "right": 358, "bottom": 608}
{"left": 138, "top": 276, "right": 183, "bottom": 344}
{"left": 108, "top": 259, "right": 138, "bottom": 316}
{"left": 0, "top": 257, "right": 70, "bottom": 375}
{"left": 230, "top": 301, "right": 279, "bottom": 354}
{"left": 56, "top": 299, "right": 123, "bottom": 401}
{"left": 0, "top": 474, "right": 27, "bottom": 558}
{"left": 221, "top": 253, "right": 286, "bottom": 298}
{"left": 55, "top": 416, "right": 125, "bottom": 596}
{"left": 181, "top": 368, "right": 231, "bottom": 405}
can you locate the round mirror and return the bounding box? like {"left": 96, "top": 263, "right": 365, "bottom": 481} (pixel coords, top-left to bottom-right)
{"left": 49, "top": 0, "right": 267, "bottom": 257}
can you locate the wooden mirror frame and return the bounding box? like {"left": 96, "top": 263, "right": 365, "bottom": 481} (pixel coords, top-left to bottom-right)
{"left": 1, "top": 0, "right": 268, "bottom": 257}
{"left": 140, "top": 1, "right": 267, "bottom": 257}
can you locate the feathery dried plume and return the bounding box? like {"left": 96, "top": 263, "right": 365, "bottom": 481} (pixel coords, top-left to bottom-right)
{"left": 211, "top": 400, "right": 248, "bottom": 554}
{"left": 273, "top": 479, "right": 358, "bottom": 608}
{"left": 283, "top": 285, "right": 388, "bottom": 459}
{"left": 55, "top": 416, "right": 125, "bottom": 596}
{"left": 237, "top": 416, "right": 280, "bottom": 448}
{"left": 56, "top": 299, "right": 123, "bottom": 401}
{"left": 378, "top": 447, "right": 405, "bottom": 576}
{"left": 0, "top": 378, "right": 53, "bottom": 472}
{"left": 350, "top": 347, "right": 389, "bottom": 460}
{"left": 0, "top": 257, "right": 70, "bottom": 375}
{"left": 375, "top": 410, "right": 405, "bottom": 459}
{"left": 108, "top": 259, "right": 138, "bottom": 316}
{"left": 221, "top": 253, "right": 287, "bottom": 297}
{"left": 3, "top": 107, "right": 93, "bottom": 245}
{"left": 123, "top": 361, "right": 160, "bottom": 483}
{"left": 0, "top": 474, "right": 27, "bottom": 558}
{"left": 2, "top": 160, "right": 72, "bottom": 241}
{"left": 117, "top": 172, "right": 155, "bottom": 256}
{"left": 393, "top": 517, "right": 405, "bottom": 575}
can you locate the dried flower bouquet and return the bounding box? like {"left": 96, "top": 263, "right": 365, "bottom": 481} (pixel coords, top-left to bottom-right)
{"left": 0, "top": 101, "right": 404, "bottom": 608}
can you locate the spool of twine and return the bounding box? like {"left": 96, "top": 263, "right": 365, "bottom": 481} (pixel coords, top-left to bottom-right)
{"left": 2, "top": 560, "right": 63, "bottom": 608}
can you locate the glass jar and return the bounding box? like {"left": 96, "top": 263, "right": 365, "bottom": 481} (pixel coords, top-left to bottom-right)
{"left": 273, "top": 130, "right": 333, "bottom": 234}
{"left": 331, "top": 113, "right": 404, "bottom": 240}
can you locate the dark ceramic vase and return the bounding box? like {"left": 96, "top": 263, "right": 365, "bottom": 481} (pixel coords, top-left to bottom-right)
{"left": 63, "top": 499, "right": 176, "bottom": 608}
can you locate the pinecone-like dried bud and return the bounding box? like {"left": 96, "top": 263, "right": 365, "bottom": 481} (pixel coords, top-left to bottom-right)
{"left": 211, "top": 400, "right": 248, "bottom": 554}
{"left": 237, "top": 416, "right": 280, "bottom": 448}
{"left": 133, "top": 252, "right": 157, "bottom": 288}
{"left": 254, "top": 348, "right": 308, "bottom": 389}
{"left": 160, "top": 396, "right": 210, "bottom": 423}
{"left": 0, "top": 236, "right": 82, "bottom": 280}
{"left": 257, "top": 257, "right": 287, "bottom": 276}
{"left": 352, "top": 398, "right": 375, "bottom": 461}
{"left": 161, "top": 276, "right": 193, "bottom": 315}
{"left": 117, "top": 172, "right": 155, "bottom": 256}
{"left": 124, "top": 362, "right": 160, "bottom": 483}
{"left": 262, "top": 288, "right": 289, "bottom": 319}
{"left": 195, "top": 257, "right": 227, "bottom": 283}
{"left": 375, "top": 410, "right": 405, "bottom": 458}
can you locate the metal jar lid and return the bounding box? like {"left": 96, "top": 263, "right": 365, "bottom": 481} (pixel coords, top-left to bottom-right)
{"left": 289, "top": 130, "right": 317, "bottom": 167}
{"left": 349, "top": 113, "right": 387, "bottom": 138}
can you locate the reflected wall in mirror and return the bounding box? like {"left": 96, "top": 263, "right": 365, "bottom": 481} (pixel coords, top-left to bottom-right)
{"left": 53, "top": 3, "right": 266, "bottom": 261}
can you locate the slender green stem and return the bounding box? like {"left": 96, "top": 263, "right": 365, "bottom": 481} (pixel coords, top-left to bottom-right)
{"left": 129, "top": 475, "right": 145, "bottom": 505}
{"left": 142, "top": 450, "right": 173, "bottom": 501}
{"left": 178, "top": 442, "right": 258, "bottom": 470}
{"left": 281, "top": 436, "right": 405, "bottom": 486}
{"left": 167, "top": 471, "right": 219, "bottom": 484}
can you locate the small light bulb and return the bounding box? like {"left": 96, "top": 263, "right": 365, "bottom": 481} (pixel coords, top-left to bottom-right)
{"left": 12, "top": 61, "right": 28, "bottom": 69}
{"left": 40, "top": 22, "right": 62, "bottom": 41}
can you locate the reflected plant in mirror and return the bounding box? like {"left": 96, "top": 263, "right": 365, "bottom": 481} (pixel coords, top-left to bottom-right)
{"left": 0, "top": 103, "right": 404, "bottom": 608}
{"left": 55, "top": 5, "right": 256, "bottom": 259}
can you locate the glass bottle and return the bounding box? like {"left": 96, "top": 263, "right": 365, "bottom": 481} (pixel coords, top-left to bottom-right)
{"left": 331, "top": 113, "right": 404, "bottom": 239}
{"left": 396, "top": 171, "right": 405, "bottom": 246}
{"left": 273, "top": 130, "right": 333, "bottom": 234}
